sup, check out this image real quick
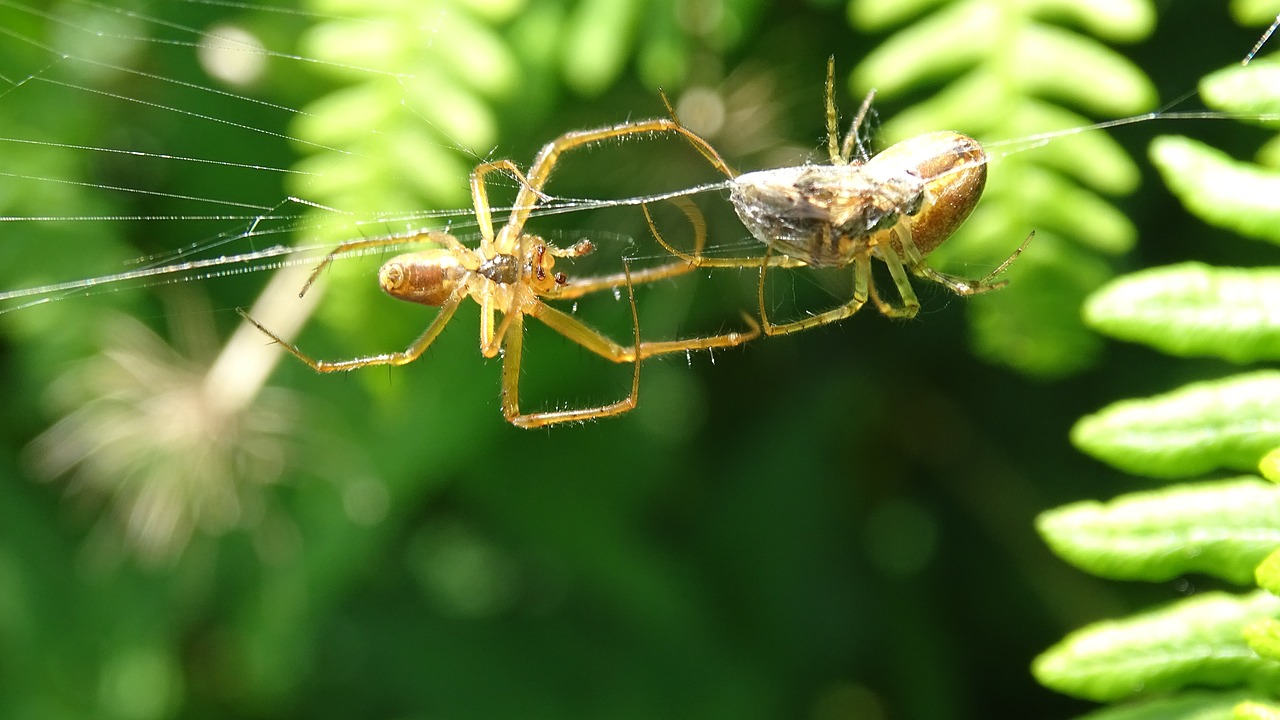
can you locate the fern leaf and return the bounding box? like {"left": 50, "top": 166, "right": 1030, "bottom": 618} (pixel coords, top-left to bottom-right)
{"left": 1071, "top": 371, "right": 1280, "bottom": 479}
{"left": 1151, "top": 59, "right": 1280, "bottom": 243}
{"left": 1032, "top": 590, "right": 1280, "bottom": 702}
{"left": 849, "top": 0, "right": 1157, "bottom": 376}
{"left": 1072, "top": 692, "right": 1259, "bottom": 720}
{"left": 1084, "top": 263, "right": 1280, "bottom": 362}
{"left": 1255, "top": 548, "right": 1280, "bottom": 596}
{"left": 1037, "top": 477, "right": 1280, "bottom": 585}
{"left": 1234, "top": 0, "right": 1280, "bottom": 26}
{"left": 1235, "top": 700, "right": 1280, "bottom": 720}
{"left": 1151, "top": 137, "right": 1280, "bottom": 246}
{"left": 1264, "top": 450, "right": 1280, "bottom": 483}
{"left": 1244, "top": 617, "right": 1280, "bottom": 664}
{"left": 560, "top": 0, "right": 642, "bottom": 95}
{"left": 1201, "top": 60, "right": 1280, "bottom": 117}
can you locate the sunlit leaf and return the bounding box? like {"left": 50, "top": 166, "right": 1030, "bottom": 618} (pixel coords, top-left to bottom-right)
{"left": 1256, "top": 548, "right": 1280, "bottom": 596}
{"left": 1037, "top": 477, "right": 1280, "bottom": 585}
{"left": 1263, "top": 448, "right": 1280, "bottom": 483}
{"left": 1033, "top": 591, "right": 1280, "bottom": 702}
{"left": 1244, "top": 617, "right": 1280, "bottom": 663}
{"left": 560, "top": 0, "right": 641, "bottom": 95}
{"left": 1085, "top": 263, "right": 1280, "bottom": 363}
{"left": 1150, "top": 136, "right": 1280, "bottom": 245}
{"left": 1075, "top": 691, "right": 1258, "bottom": 720}
{"left": 1200, "top": 60, "right": 1280, "bottom": 118}
{"left": 1235, "top": 700, "right": 1280, "bottom": 720}
{"left": 1233, "top": 0, "right": 1280, "bottom": 27}
{"left": 1071, "top": 371, "right": 1280, "bottom": 479}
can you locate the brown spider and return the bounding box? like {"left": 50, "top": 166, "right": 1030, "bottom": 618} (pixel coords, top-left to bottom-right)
{"left": 646, "top": 57, "right": 1030, "bottom": 335}
{"left": 240, "top": 119, "right": 758, "bottom": 429}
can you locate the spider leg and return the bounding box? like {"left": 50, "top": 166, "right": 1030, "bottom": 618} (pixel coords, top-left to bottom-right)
{"left": 556, "top": 197, "right": 718, "bottom": 300}
{"left": 495, "top": 118, "right": 737, "bottom": 255}
{"left": 870, "top": 239, "right": 922, "bottom": 319}
{"left": 554, "top": 259, "right": 703, "bottom": 300}
{"left": 825, "top": 56, "right": 842, "bottom": 165}
{"left": 503, "top": 264, "right": 643, "bottom": 429}
{"left": 758, "top": 248, "right": 873, "bottom": 336}
{"left": 237, "top": 286, "right": 466, "bottom": 372}
{"left": 470, "top": 159, "right": 549, "bottom": 251}
{"left": 534, "top": 251, "right": 758, "bottom": 361}
{"left": 824, "top": 57, "right": 877, "bottom": 165}
{"left": 532, "top": 301, "right": 758, "bottom": 361}
{"left": 634, "top": 313, "right": 762, "bottom": 357}
{"left": 480, "top": 292, "right": 503, "bottom": 359}
{"left": 901, "top": 230, "right": 1034, "bottom": 295}
{"left": 643, "top": 201, "right": 805, "bottom": 270}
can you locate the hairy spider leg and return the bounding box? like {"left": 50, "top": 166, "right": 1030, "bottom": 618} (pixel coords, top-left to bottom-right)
{"left": 465, "top": 118, "right": 748, "bottom": 356}
{"left": 751, "top": 247, "right": 874, "bottom": 335}
{"left": 493, "top": 118, "right": 737, "bottom": 258}
{"left": 543, "top": 200, "right": 762, "bottom": 357}
{"left": 897, "top": 228, "right": 1036, "bottom": 296}
{"left": 469, "top": 158, "right": 545, "bottom": 251}
{"left": 758, "top": 220, "right": 1028, "bottom": 333}
{"left": 825, "top": 56, "right": 877, "bottom": 166}
{"left": 642, "top": 200, "right": 806, "bottom": 272}
{"left": 236, "top": 284, "right": 466, "bottom": 371}
{"left": 500, "top": 261, "right": 641, "bottom": 428}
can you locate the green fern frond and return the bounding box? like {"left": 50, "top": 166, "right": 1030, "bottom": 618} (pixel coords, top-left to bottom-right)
{"left": 1083, "top": 264, "right": 1280, "bottom": 362}
{"left": 558, "top": 0, "right": 644, "bottom": 94}
{"left": 295, "top": 0, "right": 517, "bottom": 223}
{"left": 1233, "top": 0, "right": 1280, "bottom": 28}
{"left": 1035, "top": 12, "right": 1280, "bottom": 717}
{"left": 560, "top": 0, "right": 751, "bottom": 93}
{"left": 559, "top": 0, "right": 692, "bottom": 94}
{"left": 1076, "top": 692, "right": 1259, "bottom": 720}
{"left": 1265, "top": 451, "right": 1280, "bottom": 482}
{"left": 1236, "top": 700, "right": 1280, "bottom": 720}
{"left": 1070, "top": 369, "right": 1280, "bottom": 483}
{"left": 848, "top": 0, "right": 1156, "bottom": 376}
{"left": 1034, "top": 591, "right": 1280, "bottom": 702}
{"left": 1038, "top": 477, "right": 1280, "bottom": 585}
{"left": 1152, "top": 60, "right": 1280, "bottom": 245}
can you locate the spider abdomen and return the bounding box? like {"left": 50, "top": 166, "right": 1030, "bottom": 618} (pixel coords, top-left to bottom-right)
{"left": 379, "top": 250, "right": 467, "bottom": 306}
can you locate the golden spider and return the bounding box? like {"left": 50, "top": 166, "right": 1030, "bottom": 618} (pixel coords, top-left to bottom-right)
{"left": 240, "top": 119, "right": 758, "bottom": 429}
{"left": 647, "top": 57, "right": 1031, "bottom": 335}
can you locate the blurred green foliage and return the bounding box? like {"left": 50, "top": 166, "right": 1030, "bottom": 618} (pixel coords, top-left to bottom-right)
{"left": 0, "top": 1, "right": 1277, "bottom": 719}
{"left": 850, "top": 0, "right": 1156, "bottom": 377}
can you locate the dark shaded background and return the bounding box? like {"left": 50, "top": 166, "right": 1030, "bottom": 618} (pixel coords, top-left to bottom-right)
{"left": 0, "top": 1, "right": 1272, "bottom": 718}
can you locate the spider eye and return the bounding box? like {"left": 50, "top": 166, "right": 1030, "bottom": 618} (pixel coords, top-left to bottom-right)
{"left": 554, "top": 272, "right": 567, "bottom": 285}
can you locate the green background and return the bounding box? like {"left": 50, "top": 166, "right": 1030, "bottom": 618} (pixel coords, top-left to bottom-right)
{"left": 0, "top": 1, "right": 1273, "bottom": 718}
